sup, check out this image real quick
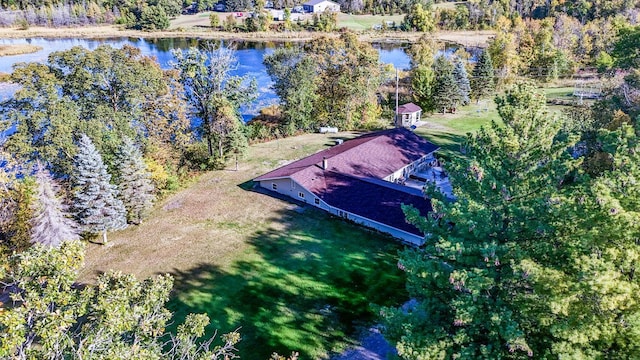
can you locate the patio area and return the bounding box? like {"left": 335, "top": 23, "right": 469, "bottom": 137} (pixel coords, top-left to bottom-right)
{"left": 404, "top": 166, "right": 455, "bottom": 199}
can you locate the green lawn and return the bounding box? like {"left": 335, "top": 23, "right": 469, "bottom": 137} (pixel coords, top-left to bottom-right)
{"left": 83, "top": 132, "right": 407, "bottom": 360}
{"left": 337, "top": 13, "right": 405, "bottom": 31}
{"left": 414, "top": 100, "right": 501, "bottom": 159}
{"left": 166, "top": 210, "right": 405, "bottom": 359}
{"left": 544, "top": 86, "right": 575, "bottom": 101}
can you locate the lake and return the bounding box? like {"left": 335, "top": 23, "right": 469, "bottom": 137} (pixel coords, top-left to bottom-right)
{"left": 0, "top": 37, "right": 412, "bottom": 120}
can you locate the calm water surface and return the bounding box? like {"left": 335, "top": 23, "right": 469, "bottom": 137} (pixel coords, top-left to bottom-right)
{"left": 0, "top": 37, "right": 412, "bottom": 119}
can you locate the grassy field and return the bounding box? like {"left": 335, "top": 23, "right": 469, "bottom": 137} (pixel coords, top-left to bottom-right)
{"left": 415, "top": 100, "right": 500, "bottom": 159}
{"left": 80, "top": 132, "right": 406, "bottom": 359}
{"left": 337, "top": 13, "right": 405, "bottom": 31}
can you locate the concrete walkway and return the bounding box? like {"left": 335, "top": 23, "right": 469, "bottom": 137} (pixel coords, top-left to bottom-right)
{"left": 332, "top": 326, "right": 396, "bottom": 360}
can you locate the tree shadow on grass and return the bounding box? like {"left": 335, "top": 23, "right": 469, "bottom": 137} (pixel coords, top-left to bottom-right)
{"left": 165, "top": 206, "right": 408, "bottom": 360}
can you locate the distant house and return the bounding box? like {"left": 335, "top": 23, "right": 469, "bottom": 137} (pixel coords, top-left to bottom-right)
{"left": 302, "top": 0, "right": 340, "bottom": 13}
{"left": 254, "top": 128, "right": 439, "bottom": 245}
{"left": 395, "top": 103, "right": 422, "bottom": 128}
{"left": 270, "top": 9, "right": 284, "bottom": 20}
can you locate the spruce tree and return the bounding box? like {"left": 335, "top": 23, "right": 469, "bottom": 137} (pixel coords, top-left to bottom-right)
{"left": 72, "top": 134, "right": 126, "bottom": 244}
{"left": 471, "top": 49, "right": 495, "bottom": 102}
{"left": 452, "top": 57, "right": 471, "bottom": 106}
{"left": 432, "top": 56, "right": 460, "bottom": 113}
{"left": 30, "top": 164, "right": 79, "bottom": 247}
{"left": 115, "top": 137, "right": 155, "bottom": 225}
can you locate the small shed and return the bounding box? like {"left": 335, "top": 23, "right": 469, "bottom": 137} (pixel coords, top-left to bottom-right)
{"left": 302, "top": 0, "right": 340, "bottom": 13}
{"left": 395, "top": 103, "right": 422, "bottom": 128}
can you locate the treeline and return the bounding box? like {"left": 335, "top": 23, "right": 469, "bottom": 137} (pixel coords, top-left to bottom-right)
{"left": 3, "top": 0, "right": 639, "bottom": 31}
{"left": 405, "top": 11, "right": 640, "bottom": 116}
{"left": 378, "top": 18, "right": 640, "bottom": 359}
{"left": 251, "top": 32, "right": 387, "bottom": 140}
{"left": 0, "top": 0, "right": 182, "bottom": 29}
{"left": 0, "top": 44, "right": 257, "bottom": 253}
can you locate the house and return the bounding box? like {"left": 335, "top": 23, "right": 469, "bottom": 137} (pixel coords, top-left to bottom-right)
{"left": 270, "top": 9, "right": 284, "bottom": 20}
{"left": 302, "top": 0, "right": 340, "bottom": 13}
{"left": 395, "top": 103, "right": 422, "bottom": 128}
{"left": 254, "top": 128, "right": 439, "bottom": 245}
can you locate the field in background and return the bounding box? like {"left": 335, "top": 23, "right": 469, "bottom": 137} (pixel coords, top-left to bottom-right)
{"left": 337, "top": 13, "right": 405, "bottom": 31}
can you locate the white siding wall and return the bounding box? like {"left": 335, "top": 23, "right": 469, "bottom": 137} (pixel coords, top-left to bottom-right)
{"left": 384, "top": 153, "right": 436, "bottom": 183}
{"left": 258, "top": 178, "right": 424, "bottom": 246}
{"left": 325, "top": 205, "right": 424, "bottom": 246}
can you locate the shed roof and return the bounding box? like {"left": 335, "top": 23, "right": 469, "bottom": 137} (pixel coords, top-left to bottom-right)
{"left": 397, "top": 103, "right": 422, "bottom": 114}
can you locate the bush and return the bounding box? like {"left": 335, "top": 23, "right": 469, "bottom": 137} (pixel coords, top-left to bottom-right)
{"left": 181, "top": 141, "right": 225, "bottom": 170}
{"left": 209, "top": 13, "right": 220, "bottom": 29}
{"left": 139, "top": 5, "right": 169, "bottom": 31}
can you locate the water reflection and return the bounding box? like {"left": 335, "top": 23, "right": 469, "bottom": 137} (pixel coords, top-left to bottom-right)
{"left": 0, "top": 37, "right": 412, "bottom": 119}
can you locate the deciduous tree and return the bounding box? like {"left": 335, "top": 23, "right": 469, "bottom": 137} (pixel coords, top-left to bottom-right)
{"left": 0, "top": 241, "right": 241, "bottom": 359}
{"left": 172, "top": 45, "right": 257, "bottom": 159}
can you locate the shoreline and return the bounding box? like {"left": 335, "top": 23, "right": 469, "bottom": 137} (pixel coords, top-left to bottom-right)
{"left": 0, "top": 26, "right": 494, "bottom": 47}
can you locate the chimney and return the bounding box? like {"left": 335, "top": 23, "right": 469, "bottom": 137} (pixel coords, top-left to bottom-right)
{"left": 322, "top": 157, "right": 328, "bottom": 170}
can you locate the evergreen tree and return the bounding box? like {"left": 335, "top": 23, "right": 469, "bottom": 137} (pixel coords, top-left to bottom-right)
{"left": 115, "top": 137, "right": 155, "bottom": 225}
{"left": 432, "top": 56, "right": 460, "bottom": 113}
{"left": 471, "top": 49, "right": 495, "bottom": 102}
{"left": 30, "top": 164, "right": 80, "bottom": 247}
{"left": 452, "top": 57, "right": 471, "bottom": 106}
{"left": 72, "top": 134, "right": 126, "bottom": 244}
{"left": 381, "top": 82, "right": 580, "bottom": 358}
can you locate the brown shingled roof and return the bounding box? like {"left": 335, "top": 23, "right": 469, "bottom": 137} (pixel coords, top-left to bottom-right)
{"left": 397, "top": 103, "right": 422, "bottom": 114}
{"left": 254, "top": 127, "right": 438, "bottom": 181}
{"left": 254, "top": 128, "right": 439, "bottom": 239}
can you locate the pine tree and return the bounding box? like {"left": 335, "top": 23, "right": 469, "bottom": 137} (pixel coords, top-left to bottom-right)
{"left": 432, "top": 56, "right": 460, "bottom": 113}
{"left": 452, "top": 57, "right": 471, "bottom": 106}
{"left": 115, "top": 137, "right": 155, "bottom": 225}
{"left": 471, "top": 49, "right": 495, "bottom": 102}
{"left": 381, "top": 82, "right": 581, "bottom": 358}
{"left": 72, "top": 134, "right": 126, "bottom": 244}
{"left": 30, "top": 164, "right": 79, "bottom": 247}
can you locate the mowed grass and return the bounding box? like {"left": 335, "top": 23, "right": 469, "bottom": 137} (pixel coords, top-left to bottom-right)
{"left": 80, "top": 132, "right": 407, "bottom": 359}
{"left": 414, "top": 100, "right": 501, "bottom": 159}
{"left": 337, "top": 13, "right": 404, "bottom": 31}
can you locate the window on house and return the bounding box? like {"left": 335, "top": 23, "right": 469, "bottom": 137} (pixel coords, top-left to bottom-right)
{"left": 291, "top": 180, "right": 296, "bottom": 189}
{"left": 298, "top": 192, "right": 304, "bottom": 198}
{"left": 314, "top": 198, "right": 320, "bottom": 205}
{"left": 272, "top": 183, "right": 277, "bottom": 190}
